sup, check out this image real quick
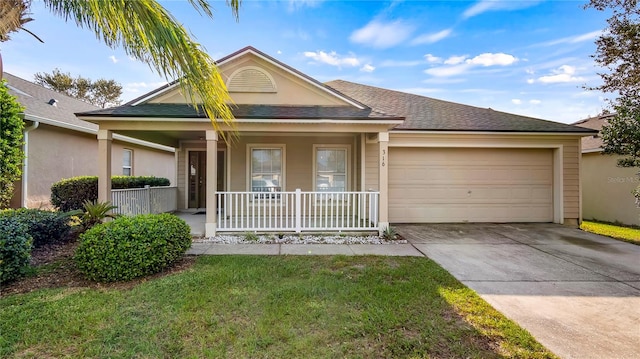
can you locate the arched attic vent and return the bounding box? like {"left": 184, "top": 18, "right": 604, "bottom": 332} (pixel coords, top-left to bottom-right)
{"left": 226, "top": 66, "right": 277, "bottom": 93}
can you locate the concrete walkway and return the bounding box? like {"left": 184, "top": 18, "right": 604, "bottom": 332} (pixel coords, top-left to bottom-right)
{"left": 187, "top": 242, "right": 424, "bottom": 256}
{"left": 396, "top": 223, "right": 640, "bottom": 359}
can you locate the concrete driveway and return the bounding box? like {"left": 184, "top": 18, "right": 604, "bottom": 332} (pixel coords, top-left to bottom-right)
{"left": 396, "top": 223, "right": 640, "bottom": 359}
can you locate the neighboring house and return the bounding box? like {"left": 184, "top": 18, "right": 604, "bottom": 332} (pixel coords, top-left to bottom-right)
{"left": 4, "top": 73, "right": 176, "bottom": 209}
{"left": 574, "top": 115, "right": 640, "bottom": 226}
{"left": 76, "top": 47, "right": 595, "bottom": 236}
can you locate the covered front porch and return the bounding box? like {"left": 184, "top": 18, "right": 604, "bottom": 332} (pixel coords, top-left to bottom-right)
{"left": 98, "top": 126, "right": 395, "bottom": 237}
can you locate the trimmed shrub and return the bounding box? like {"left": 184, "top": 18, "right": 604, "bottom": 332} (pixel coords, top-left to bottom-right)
{"left": 0, "top": 208, "right": 73, "bottom": 248}
{"left": 51, "top": 176, "right": 98, "bottom": 212}
{"left": 0, "top": 217, "right": 32, "bottom": 284}
{"left": 75, "top": 213, "right": 191, "bottom": 282}
{"left": 51, "top": 176, "right": 171, "bottom": 211}
{"left": 111, "top": 176, "right": 170, "bottom": 189}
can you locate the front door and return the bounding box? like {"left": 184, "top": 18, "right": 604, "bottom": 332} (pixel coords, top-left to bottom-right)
{"left": 188, "top": 150, "right": 225, "bottom": 209}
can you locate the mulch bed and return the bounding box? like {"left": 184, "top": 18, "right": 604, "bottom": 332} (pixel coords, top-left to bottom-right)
{"left": 1, "top": 240, "right": 196, "bottom": 298}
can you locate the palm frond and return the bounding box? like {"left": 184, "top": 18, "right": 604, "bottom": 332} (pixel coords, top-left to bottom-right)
{"left": 0, "top": 0, "right": 42, "bottom": 43}
{"left": 43, "top": 0, "right": 240, "bottom": 142}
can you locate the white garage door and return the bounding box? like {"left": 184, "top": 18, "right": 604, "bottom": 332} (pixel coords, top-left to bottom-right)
{"left": 389, "top": 148, "right": 553, "bottom": 223}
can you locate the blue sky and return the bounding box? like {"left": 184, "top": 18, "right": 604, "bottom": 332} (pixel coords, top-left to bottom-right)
{"left": 1, "top": 0, "right": 612, "bottom": 124}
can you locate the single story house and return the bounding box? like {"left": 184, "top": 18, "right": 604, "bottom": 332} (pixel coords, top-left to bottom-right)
{"left": 5, "top": 72, "right": 176, "bottom": 209}
{"left": 76, "top": 46, "right": 595, "bottom": 236}
{"left": 575, "top": 115, "right": 640, "bottom": 226}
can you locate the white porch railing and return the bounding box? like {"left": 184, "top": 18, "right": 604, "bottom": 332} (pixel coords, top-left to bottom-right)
{"left": 216, "top": 189, "right": 379, "bottom": 232}
{"left": 111, "top": 186, "right": 177, "bottom": 216}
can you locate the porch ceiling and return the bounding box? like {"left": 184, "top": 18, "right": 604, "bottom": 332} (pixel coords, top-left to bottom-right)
{"left": 114, "top": 130, "right": 203, "bottom": 147}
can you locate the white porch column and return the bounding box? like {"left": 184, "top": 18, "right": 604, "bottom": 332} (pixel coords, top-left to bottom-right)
{"left": 205, "top": 130, "right": 218, "bottom": 237}
{"left": 378, "top": 132, "right": 389, "bottom": 234}
{"left": 97, "top": 129, "right": 112, "bottom": 204}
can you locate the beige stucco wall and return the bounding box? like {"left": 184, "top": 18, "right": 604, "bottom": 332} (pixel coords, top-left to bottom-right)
{"left": 22, "top": 125, "right": 175, "bottom": 208}
{"left": 582, "top": 152, "right": 640, "bottom": 226}
{"left": 176, "top": 134, "right": 359, "bottom": 209}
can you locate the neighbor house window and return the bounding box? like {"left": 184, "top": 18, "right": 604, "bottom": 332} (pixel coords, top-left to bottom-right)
{"left": 315, "top": 147, "right": 347, "bottom": 192}
{"left": 123, "top": 149, "right": 133, "bottom": 176}
{"left": 249, "top": 146, "right": 284, "bottom": 192}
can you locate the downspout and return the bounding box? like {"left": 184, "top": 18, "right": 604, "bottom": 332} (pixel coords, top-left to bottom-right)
{"left": 21, "top": 120, "right": 39, "bottom": 208}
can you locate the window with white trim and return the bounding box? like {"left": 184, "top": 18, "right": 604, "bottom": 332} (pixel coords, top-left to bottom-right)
{"left": 315, "top": 147, "right": 347, "bottom": 192}
{"left": 123, "top": 149, "right": 133, "bottom": 176}
{"left": 250, "top": 147, "right": 283, "bottom": 193}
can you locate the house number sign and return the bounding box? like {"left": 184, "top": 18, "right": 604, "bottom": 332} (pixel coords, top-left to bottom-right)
{"left": 381, "top": 149, "right": 386, "bottom": 167}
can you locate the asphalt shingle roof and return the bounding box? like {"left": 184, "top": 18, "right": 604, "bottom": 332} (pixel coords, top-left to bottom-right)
{"left": 325, "top": 80, "right": 596, "bottom": 133}
{"left": 4, "top": 72, "right": 100, "bottom": 130}
{"left": 77, "top": 103, "right": 399, "bottom": 120}
{"left": 573, "top": 115, "right": 611, "bottom": 151}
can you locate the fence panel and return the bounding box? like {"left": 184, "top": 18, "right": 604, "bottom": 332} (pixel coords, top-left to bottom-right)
{"left": 111, "top": 186, "right": 177, "bottom": 216}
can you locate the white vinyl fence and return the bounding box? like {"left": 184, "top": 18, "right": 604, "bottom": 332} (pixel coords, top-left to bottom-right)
{"left": 216, "top": 189, "right": 379, "bottom": 232}
{"left": 111, "top": 186, "right": 177, "bottom": 216}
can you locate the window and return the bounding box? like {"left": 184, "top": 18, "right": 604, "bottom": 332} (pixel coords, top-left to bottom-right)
{"left": 315, "top": 147, "right": 347, "bottom": 192}
{"left": 250, "top": 147, "right": 283, "bottom": 193}
{"left": 123, "top": 149, "right": 133, "bottom": 176}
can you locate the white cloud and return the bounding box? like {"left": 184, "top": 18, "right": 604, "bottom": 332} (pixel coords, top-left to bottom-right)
{"left": 539, "top": 30, "right": 603, "bottom": 47}
{"left": 463, "top": 0, "right": 543, "bottom": 19}
{"left": 537, "top": 65, "right": 585, "bottom": 83}
{"left": 350, "top": 20, "right": 414, "bottom": 49}
{"left": 444, "top": 55, "right": 467, "bottom": 65}
{"left": 527, "top": 78, "right": 535, "bottom": 84}
{"left": 411, "top": 28, "right": 452, "bottom": 45}
{"left": 467, "top": 53, "right": 518, "bottom": 66}
{"left": 360, "top": 64, "right": 375, "bottom": 73}
{"left": 109, "top": 55, "right": 118, "bottom": 63}
{"left": 530, "top": 99, "right": 542, "bottom": 105}
{"left": 277, "top": 50, "right": 282, "bottom": 54}
{"left": 422, "top": 77, "right": 466, "bottom": 84}
{"left": 303, "top": 50, "right": 361, "bottom": 67}
{"left": 424, "top": 52, "right": 518, "bottom": 78}
{"left": 425, "top": 63, "right": 472, "bottom": 77}
{"left": 424, "top": 54, "right": 442, "bottom": 63}
{"left": 512, "top": 99, "right": 522, "bottom": 105}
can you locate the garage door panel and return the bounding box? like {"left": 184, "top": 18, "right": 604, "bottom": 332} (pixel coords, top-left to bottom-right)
{"left": 389, "top": 148, "right": 553, "bottom": 223}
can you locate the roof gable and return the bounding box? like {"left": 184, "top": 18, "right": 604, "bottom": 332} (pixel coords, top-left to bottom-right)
{"left": 134, "top": 46, "right": 365, "bottom": 109}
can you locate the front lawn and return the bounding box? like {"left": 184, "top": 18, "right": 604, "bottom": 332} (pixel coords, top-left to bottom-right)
{"left": 0, "top": 256, "right": 555, "bottom": 358}
{"left": 581, "top": 221, "right": 640, "bottom": 244}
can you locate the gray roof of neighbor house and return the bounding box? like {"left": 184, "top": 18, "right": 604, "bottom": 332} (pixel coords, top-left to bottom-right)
{"left": 573, "top": 114, "right": 613, "bottom": 151}
{"left": 3, "top": 72, "right": 174, "bottom": 151}
{"left": 325, "top": 80, "right": 597, "bottom": 133}
{"left": 4, "top": 72, "right": 100, "bottom": 130}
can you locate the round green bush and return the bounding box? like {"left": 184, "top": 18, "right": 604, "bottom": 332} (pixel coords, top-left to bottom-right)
{"left": 74, "top": 213, "right": 191, "bottom": 282}
{"left": 0, "top": 217, "right": 32, "bottom": 284}
{"left": 0, "top": 208, "right": 72, "bottom": 248}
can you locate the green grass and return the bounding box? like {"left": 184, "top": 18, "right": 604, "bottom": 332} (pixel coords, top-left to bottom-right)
{"left": 0, "top": 256, "right": 556, "bottom": 358}
{"left": 581, "top": 221, "right": 640, "bottom": 244}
